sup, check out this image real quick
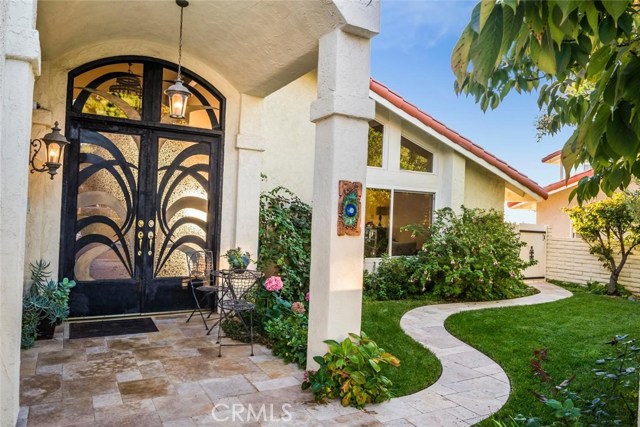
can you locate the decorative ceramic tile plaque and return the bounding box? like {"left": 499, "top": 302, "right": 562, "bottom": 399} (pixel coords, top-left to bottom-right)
{"left": 337, "top": 180, "right": 362, "bottom": 236}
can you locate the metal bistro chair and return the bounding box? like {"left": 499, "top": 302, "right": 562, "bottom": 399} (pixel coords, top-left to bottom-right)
{"left": 216, "top": 269, "right": 263, "bottom": 357}
{"left": 185, "top": 250, "right": 222, "bottom": 330}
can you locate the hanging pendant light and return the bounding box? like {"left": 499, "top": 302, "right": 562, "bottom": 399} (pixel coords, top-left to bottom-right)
{"left": 165, "top": 0, "right": 191, "bottom": 119}
{"left": 109, "top": 62, "right": 143, "bottom": 111}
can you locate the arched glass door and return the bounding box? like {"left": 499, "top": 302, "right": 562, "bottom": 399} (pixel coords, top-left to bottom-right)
{"left": 60, "top": 57, "right": 225, "bottom": 316}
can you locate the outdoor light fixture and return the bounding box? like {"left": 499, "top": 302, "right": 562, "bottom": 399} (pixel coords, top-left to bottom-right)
{"left": 165, "top": 0, "right": 191, "bottom": 119}
{"left": 109, "top": 62, "right": 143, "bottom": 111}
{"left": 30, "top": 121, "right": 70, "bottom": 179}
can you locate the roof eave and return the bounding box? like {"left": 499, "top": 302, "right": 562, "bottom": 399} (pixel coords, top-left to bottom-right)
{"left": 369, "top": 86, "right": 548, "bottom": 202}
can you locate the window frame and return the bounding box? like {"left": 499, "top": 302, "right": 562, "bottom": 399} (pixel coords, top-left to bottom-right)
{"left": 399, "top": 134, "right": 436, "bottom": 174}
{"left": 66, "top": 55, "right": 226, "bottom": 136}
{"left": 366, "top": 120, "right": 386, "bottom": 169}
{"left": 364, "top": 186, "right": 435, "bottom": 260}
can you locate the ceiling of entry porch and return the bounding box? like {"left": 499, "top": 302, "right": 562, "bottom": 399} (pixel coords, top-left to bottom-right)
{"left": 37, "top": 0, "right": 346, "bottom": 97}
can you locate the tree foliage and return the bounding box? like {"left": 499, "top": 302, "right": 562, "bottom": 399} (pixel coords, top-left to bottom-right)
{"left": 367, "top": 126, "right": 383, "bottom": 167}
{"left": 452, "top": 0, "right": 640, "bottom": 203}
{"left": 565, "top": 192, "right": 640, "bottom": 295}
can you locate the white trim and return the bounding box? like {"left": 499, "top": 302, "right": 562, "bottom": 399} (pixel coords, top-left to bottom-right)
{"left": 370, "top": 91, "right": 543, "bottom": 202}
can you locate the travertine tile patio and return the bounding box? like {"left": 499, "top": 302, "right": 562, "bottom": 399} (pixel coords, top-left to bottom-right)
{"left": 19, "top": 281, "right": 571, "bottom": 426}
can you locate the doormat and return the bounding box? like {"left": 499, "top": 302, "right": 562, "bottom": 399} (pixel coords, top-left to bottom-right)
{"left": 69, "top": 318, "right": 158, "bottom": 339}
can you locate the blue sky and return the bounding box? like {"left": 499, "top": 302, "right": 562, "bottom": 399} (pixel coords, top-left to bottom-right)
{"left": 370, "top": 0, "right": 574, "bottom": 221}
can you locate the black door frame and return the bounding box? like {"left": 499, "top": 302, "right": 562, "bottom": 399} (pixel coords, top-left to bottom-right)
{"left": 59, "top": 56, "right": 225, "bottom": 316}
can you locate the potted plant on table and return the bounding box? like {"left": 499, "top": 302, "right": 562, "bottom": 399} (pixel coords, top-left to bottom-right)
{"left": 21, "top": 260, "right": 76, "bottom": 349}
{"left": 223, "top": 247, "right": 252, "bottom": 270}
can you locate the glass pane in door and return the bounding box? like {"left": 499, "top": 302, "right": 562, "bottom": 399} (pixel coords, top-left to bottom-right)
{"left": 154, "top": 138, "right": 211, "bottom": 277}
{"left": 72, "top": 62, "right": 144, "bottom": 120}
{"left": 74, "top": 131, "right": 140, "bottom": 280}
{"left": 160, "top": 67, "right": 221, "bottom": 129}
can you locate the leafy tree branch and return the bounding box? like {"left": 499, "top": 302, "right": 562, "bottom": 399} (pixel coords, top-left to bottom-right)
{"left": 452, "top": 0, "right": 640, "bottom": 203}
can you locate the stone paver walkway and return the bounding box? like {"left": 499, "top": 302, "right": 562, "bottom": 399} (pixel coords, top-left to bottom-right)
{"left": 18, "top": 282, "right": 571, "bottom": 427}
{"left": 378, "top": 281, "right": 572, "bottom": 426}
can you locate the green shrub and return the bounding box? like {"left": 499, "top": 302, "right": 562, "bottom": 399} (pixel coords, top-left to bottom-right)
{"left": 257, "top": 277, "right": 309, "bottom": 367}
{"left": 548, "top": 279, "right": 632, "bottom": 298}
{"left": 302, "top": 332, "right": 400, "bottom": 408}
{"left": 263, "top": 313, "right": 308, "bottom": 368}
{"left": 363, "top": 255, "right": 424, "bottom": 300}
{"left": 586, "top": 280, "right": 632, "bottom": 297}
{"left": 258, "top": 185, "right": 312, "bottom": 302}
{"left": 415, "top": 207, "right": 532, "bottom": 300}
{"left": 222, "top": 275, "right": 309, "bottom": 366}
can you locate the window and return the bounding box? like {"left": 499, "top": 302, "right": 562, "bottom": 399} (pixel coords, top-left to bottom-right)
{"left": 364, "top": 189, "right": 390, "bottom": 257}
{"left": 391, "top": 191, "right": 433, "bottom": 255}
{"left": 364, "top": 188, "right": 434, "bottom": 258}
{"left": 367, "top": 121, "right": 384, "bottom": 167}
{"left": 72, "top": 60, "right": 222, "bottom": 129}
{"left": 400, "top": 136, "right": 433, "bottom": 173}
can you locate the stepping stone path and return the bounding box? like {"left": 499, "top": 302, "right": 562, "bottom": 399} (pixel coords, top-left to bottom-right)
{"left": 367, "top": 281, "right": 572, "bottom": 426}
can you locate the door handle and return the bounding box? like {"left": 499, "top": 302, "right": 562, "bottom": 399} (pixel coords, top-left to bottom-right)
{"left": 137, "top": 231, "right": 144, "bottom": 256}
{"left": 147, "top": 231, "right": 154, "bottom": 256}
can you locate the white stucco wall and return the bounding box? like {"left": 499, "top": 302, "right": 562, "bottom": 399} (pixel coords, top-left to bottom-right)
{"left": 463, "top": 161, "right": 506, "bottom": 211}
{"left": 260, "top": 77, "right": 511, "bottom": 216}
{"left": 1, "top": 0, "right": 40, "bottom": 425}
{"left": 537, "top": 187, "right": 610, "bottom": 238}
{"left": 261, "top": 71, "right": 318, "bottom": 203}
{"left": 537, "top": 189, "right": 576, "bottom": 238}
{"left": 27, "top": 39, "right": 244, "bottom": 278}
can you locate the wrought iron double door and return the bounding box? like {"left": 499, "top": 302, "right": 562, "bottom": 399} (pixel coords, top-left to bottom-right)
{"left": 61, "top": 122, "right": 221, "bottom": 316}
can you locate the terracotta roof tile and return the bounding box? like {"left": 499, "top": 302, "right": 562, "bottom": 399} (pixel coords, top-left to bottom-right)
{"left": 370, "top": 78, "right": 548, "bottom": 200}
{"left": 544, "top": 169, "right": 594, "bottom": 193}
{"left": 541, "top": 149, "right": 562, "bottom": 163}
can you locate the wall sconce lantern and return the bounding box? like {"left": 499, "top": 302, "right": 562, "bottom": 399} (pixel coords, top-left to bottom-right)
{"left": 165, "top": 0, "right": 191, "bottom": 119}
{"left": 30, "top": 121, "right": 70, "bottom": 179}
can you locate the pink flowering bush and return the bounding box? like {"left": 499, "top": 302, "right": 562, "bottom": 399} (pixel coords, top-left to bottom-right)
{"left": 250, "top": 272, "right": 309, "bottom": 367}
{"left": 264, "top": 276, "right": 283, "bottom": 292}
{"left": 305, "top": 292, "right": 310, "bottom": 302}
{"left": 291, "top": 302, "right": 305, "bottom": 315}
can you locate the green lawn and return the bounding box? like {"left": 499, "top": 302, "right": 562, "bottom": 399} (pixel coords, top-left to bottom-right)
{"left": 362, "top": 297, "right": 443, "bottom": 397}
{"left": 446, "top": 287, "right": 640, "bottom": 426}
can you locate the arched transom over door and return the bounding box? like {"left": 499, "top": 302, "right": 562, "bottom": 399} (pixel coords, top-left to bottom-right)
{"left": 60, "top": 57, "right": 225, "bottom": 317}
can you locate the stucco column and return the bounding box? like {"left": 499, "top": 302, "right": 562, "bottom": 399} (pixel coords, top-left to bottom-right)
{"left": 233, "top": 94, "right": 265, "bottom": 265}
{"left": 306, "top": 26, "right": 377, "bottom": 367}
{"left": 0, "top": 0, "right": 41, "bottom": 425}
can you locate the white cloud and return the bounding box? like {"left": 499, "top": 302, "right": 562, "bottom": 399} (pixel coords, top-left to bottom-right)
{"left": 375, "top": 0, "right": 475, "bottom": 53}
